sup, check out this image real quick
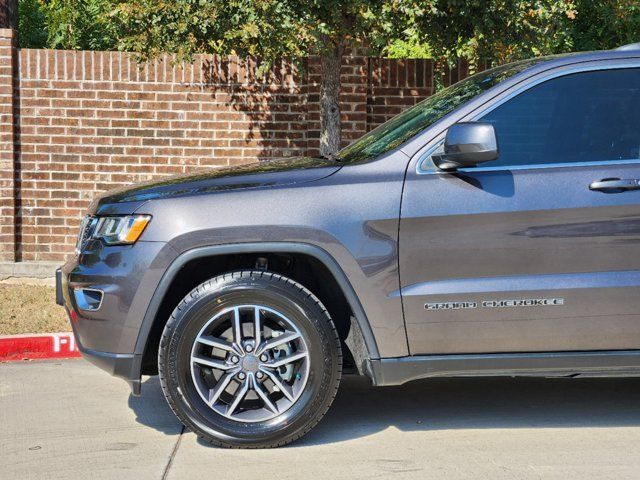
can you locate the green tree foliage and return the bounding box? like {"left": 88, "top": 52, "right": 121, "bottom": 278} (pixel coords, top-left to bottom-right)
{"left": 19, "top": 0, "right": 119, "bottom": 50}
{"left": 392, "top": 0, "right": 576, "bottom": 66}
{"left": 392, "top": 0, "right": 639, "bottom": 68}
{"left": 17, "top": 1, "right": 640, "bottom": 61}
{"left": 111, "top": 1, "right": 307, "bottom": 63}
{"left": 18, "top": 0, "right": 47, "bottom": 48}
{"left": 571, "top": 0, "right": 640, "bottom": 51}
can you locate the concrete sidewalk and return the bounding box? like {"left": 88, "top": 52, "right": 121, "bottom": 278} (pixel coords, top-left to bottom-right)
{"left": 2, "top": 360, "right": 640, "bottom": 479}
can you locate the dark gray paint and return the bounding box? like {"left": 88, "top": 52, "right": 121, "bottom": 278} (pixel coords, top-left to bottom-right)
{"left": 64, "top": 149, "right": 408, "bottom": 359}
{"left": 58, "top": 49, "right": 640, "bottom": 390}
{"left": 400, "top": 164, "right": 640, "bottom": 354}
{"left": 90, "top": 156, "right": 340, "bottom": 209}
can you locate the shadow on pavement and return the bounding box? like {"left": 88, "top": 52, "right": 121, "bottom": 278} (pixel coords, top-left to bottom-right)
{"left": 127, "top": 376, "right": 182, "bottom": 435}
{"left": 128, "top": 375, "right": 640, "bottom": 447}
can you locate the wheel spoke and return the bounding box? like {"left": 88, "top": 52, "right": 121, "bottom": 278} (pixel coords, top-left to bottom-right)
{"left": 260, "top": 367, "right": 295, "bottom": 401}
{"left": 227, "top": 377, "right": 249, "bottom": 416}
{"left": 232, "top": 307, "right": 243, "bottom": 346}
{"left": 265, "top": 351, "right": 308, "bottom": 369}
{"left": 207, "top": 372, "right": 234, "bottom": 406}
{"left": 254, "top": 307, "right": 261, "bottom": 345}
{"left": 192, "top": 355, "right": 236, "bottom": 371}
{"left": 256, "top": 331, "right": 301, "bottom": 355}
{"left": 251, "top": 374, "right": 278, "bottom": 414}
{"left": 196, "top": 335, "right": 236, "bottom": 353}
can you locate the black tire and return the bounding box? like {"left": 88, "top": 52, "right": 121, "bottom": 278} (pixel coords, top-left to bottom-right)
{"left": 158, "top": 270, "right": 342, "bottom": 448}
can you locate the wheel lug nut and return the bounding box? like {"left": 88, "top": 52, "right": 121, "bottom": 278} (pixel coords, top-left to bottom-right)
{"left": 245, "top": 344, "right": 253, "bottom": 353}
{"left": 259, "top": 354, "right": 268, "bottom": 362}
{"left": 256, "top": 372, "right": 264, "bottom": 379}
{"left": 237, "top": 372, "right": 246, "bottom": 380}
{"left": 230, "top": 355, "right": 239, "bottom": 364}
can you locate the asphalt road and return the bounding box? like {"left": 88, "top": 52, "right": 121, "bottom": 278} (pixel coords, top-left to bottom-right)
{"left": 2, "top": 359, "right": 640, "bottom": 479}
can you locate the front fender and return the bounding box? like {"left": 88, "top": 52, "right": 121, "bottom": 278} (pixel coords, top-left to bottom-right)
{"left": 130, "top": 242, "right": 382, "bottom": 386}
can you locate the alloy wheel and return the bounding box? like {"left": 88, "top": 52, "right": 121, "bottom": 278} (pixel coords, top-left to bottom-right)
{"left": 190, "top": 305, "right": 310, "bottom": 422}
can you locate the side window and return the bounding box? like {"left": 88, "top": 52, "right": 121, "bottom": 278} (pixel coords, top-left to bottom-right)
{"left": 478, "top": 68, "right": 640, "bottom": 168}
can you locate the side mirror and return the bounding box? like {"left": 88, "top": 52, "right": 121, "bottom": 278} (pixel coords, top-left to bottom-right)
{"left": 432, "top": 122, "right": 498, "bottom": 171}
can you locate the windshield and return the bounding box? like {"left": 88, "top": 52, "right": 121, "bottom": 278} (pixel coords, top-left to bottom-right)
{"left": 335, "top": 58, "right": 546, "bottom": 163}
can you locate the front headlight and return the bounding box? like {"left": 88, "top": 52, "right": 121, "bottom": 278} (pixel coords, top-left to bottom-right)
{"left": 92, "top": 215, "right": 151, "bottom": 245}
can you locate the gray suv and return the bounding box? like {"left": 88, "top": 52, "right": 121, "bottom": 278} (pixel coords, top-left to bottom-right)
{"left": 57, "top": 48, "right": 640, "bottom": 448}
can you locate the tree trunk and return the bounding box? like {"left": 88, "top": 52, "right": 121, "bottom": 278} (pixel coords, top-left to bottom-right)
{"left": 319, "top": 44, "right": 344, "bottom": 158}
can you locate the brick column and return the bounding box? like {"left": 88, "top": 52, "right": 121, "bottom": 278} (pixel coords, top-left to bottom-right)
{"left": 0, "top": 28, "right": 16, "bottom": 261}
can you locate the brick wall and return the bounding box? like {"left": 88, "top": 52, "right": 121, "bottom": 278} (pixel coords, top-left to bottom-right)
{"left": 0, "top": 29, "right": 472, "bottom": 262}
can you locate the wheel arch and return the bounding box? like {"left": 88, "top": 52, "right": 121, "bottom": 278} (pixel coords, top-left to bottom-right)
{"left": 133, "top": 242, "right": 380, "bottom": 385}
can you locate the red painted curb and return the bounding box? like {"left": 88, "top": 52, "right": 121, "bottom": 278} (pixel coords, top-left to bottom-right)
{"left": 0, "top": 333, "right": 81, "bottom": 361}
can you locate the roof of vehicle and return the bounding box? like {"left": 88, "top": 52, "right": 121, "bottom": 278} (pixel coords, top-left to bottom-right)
{"left": 615, "top": 42, "right": 640, "bottom": 51}
{"left": 497, "top": 47, "right": 640, "bottom": 96}
{"left": 516, "top": 47, "right": 640, "bottom": 74}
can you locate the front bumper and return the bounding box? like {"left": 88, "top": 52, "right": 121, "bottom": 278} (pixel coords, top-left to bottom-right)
{"left": 56, "top": 240, "right": 169, "bottom": 395}
{"left": 57, "top": 266, "right": 143, "bottom": 395}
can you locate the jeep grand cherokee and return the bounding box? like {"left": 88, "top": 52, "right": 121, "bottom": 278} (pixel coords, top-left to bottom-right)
{"left": 57, "top": 46, "right": 640, "bottom": 448}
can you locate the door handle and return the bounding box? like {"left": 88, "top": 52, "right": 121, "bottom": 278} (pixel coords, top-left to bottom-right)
{"left": 589, "top": 178, "right": 640, "bottom": 193}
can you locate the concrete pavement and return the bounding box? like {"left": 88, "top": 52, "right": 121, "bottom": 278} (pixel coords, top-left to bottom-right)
{"left": 2, "top": 359, "right": 640, "bottom": 479}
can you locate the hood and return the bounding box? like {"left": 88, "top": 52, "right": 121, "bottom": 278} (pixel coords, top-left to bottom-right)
{"left": 89, "top": 156, "right": 341, "bottom": 215}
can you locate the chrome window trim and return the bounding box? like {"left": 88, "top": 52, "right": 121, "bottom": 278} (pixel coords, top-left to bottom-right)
{"left": 416, "top": 60, "right": 640, "bottom": 175}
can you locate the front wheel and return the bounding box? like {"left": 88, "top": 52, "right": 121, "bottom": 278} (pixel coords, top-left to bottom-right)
{"left": 158, "top": 271, "right": 342, "bottom": 448}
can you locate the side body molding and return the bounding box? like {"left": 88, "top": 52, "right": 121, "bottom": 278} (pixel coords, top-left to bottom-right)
{"left": 131, "top": 242, "right": 381, "bottom": 382}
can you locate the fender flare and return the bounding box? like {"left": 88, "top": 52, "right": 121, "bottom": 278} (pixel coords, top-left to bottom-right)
{"left": 131, "top": 242, "right": 380, "bottom": 383}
